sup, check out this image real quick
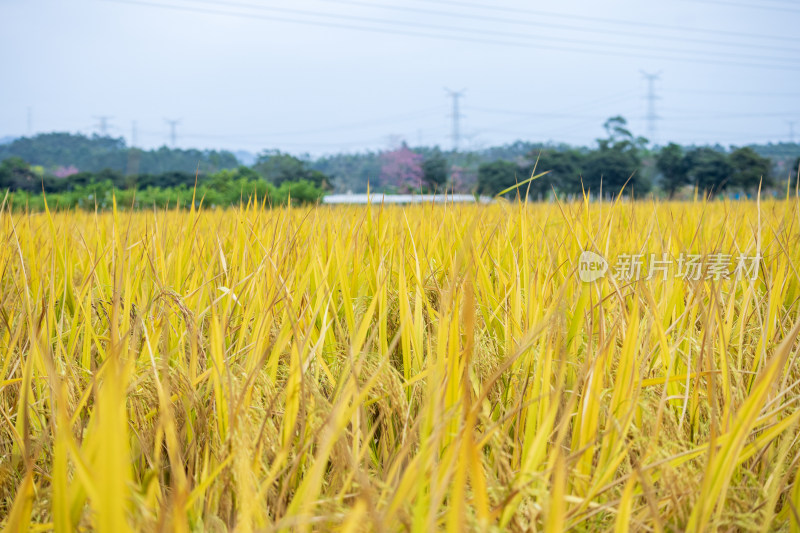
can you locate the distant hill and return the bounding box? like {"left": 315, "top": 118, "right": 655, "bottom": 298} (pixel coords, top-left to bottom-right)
{"left": 0, "top": 136, "right": 16, "bottom": 145}
{"left": 748, "top": 142, "right": 800, "bottom": 179}
{"left": 749, "top": 142, "right": 800, "bottom": 159}
{"left": 0, "top": 133, "right": 240, "bottom": 175}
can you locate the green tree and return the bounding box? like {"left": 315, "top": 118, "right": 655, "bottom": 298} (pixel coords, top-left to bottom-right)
{"left": 128, "top": 170, "right": 199, "bottom": 190}
{"left": 311, "top": 152, "right": 382, "bottom": 193}
{"left": 0, "top": 157, "right": 38, "bottom": 192}
{"left": 583, "top": 150, "right": 643, "bottom": 195}
{"left": 656, "top": 143, "right": 689, "bottom": 198}
{"left": 277, "top": 180, "right": 324, "bottom": 205}
{"left": 729, "top": 146, "right": 772, "bottom": 191}
{"left": 583, "top": 117, "right": 648, "bottom": 196}
{"left": 685, "top": 148, "right": 732, "bottom": 194}
{"left": 476, "top": 160, "right": 521, "bottom": 196}
{"left": 421, "top": 149, "right": 448, "bottom": 192}
{"left": 254, "top": 151, "right": 331, "bottom": 190}
{"left": 525, "top": 149, "right": 585, "bottom": 195}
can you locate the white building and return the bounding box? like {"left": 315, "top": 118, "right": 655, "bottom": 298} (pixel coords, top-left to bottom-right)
{"left": 322, "top": 193, "right": 492, "bottom": 205}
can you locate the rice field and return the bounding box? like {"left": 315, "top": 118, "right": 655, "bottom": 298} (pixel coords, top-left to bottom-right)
{"left": 2, "top": 193, "right": 800, "bottom": 531}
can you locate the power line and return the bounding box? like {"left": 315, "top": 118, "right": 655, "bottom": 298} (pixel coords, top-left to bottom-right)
{"left": 751, "top": 0, "right": 800, "bottom": 5}
{"left": 466, "top": 108, "right": 611, "bottom": 119}
{"left": 663, "top": 128, "right": 787, "bottom": 137}
{"left": 176, "top": 108, "right": 441, "bottom": 140}
{"left": 464, "top": 91, "right": 640, "bottom": 137}
{"left": 509, "top": 90, "right": 640, "bottom": 117}
{"left": 313, "top": 0, "right": 800, "bottom": 55}
{"left": 666, "top": 88, "right": 800, "bottom": 97}
{"left": 684, "top": 0, "right": 800, "bottom": 14}
{"left": 169, "top": 0, "right": 800, "bottom": 67}
{"left": 403, "top": 0, "right": 800, "bottom": 44}
{"left": 445, "top": 88, "right": 465, "bottom": 151}
{"left": 658, "top": 129, "right": 789, "bottom": 141}
{"left": 659, "top": 109, "right": 800, "bottom": 119}
{"left": 177, "top": 93, "right": 637, "bottom": 149}
{"left": 105, "top": 0, "right": 800, "bottom": 71}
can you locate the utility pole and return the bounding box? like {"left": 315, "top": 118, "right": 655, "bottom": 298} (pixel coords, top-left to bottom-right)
{"left": 640, "top": 71, "right": 661, "bottom": 145}
{"left": 164, "top": 118, "right": 180, "bottom": 147}
{"left": 445, "top": 88, "right": 465, "bottom": 151}
{"left": 93, "top": 115, "right": 113, "bottom": 136}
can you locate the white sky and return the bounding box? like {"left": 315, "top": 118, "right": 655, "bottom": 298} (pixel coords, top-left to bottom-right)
{"left": 2, "top": 0, "right": 799, "bottom": 156}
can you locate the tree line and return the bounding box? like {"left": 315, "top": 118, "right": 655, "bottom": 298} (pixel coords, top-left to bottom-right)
{"left": 476, "top": 117, "right": 781, "bottom": 199}
{"left": 312, "top": 119, "right": 794, "bottom": 198}
{"left": 0, "top": 150, "right": 330, "bottom": 210}
{"left": 0, "top": 122, "right": 796, "bottom": 209}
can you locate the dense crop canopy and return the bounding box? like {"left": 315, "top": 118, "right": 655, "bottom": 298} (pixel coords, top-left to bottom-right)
{"left": 1, "top": 193, "right": 800, "bottom": 531}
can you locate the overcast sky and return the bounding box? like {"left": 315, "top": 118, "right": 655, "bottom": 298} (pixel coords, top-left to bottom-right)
{"left": 2, "top": 0, "right": 799, "bottom": 156}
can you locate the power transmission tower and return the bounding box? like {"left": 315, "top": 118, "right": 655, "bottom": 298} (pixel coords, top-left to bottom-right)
{"left": 445, "top": 88, "right": 465, "bottom": 151}
{"left": 164, "top": 118, "right": 181, "bottom": 147}
{"left": 131, "top": 121, "right": 138, "bottom": 148}
{"left": 788, "top": 121, "right": 796, "bottom": 143}
{"left": 640, "top": 71, "right": 661, "bottom": 145}
{"left": 27, "top": 107, "right": 32, "bottom": 136}
{"left": 93, "top": 115, "right": 113, "bottom": 136}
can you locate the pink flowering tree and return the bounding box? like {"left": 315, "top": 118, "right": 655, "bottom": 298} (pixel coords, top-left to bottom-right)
{"left": 379, "top": 143, "right": 423, "bottom": 192}
{"left": 53, "top": 165, "right": 79, "bottom": 178}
